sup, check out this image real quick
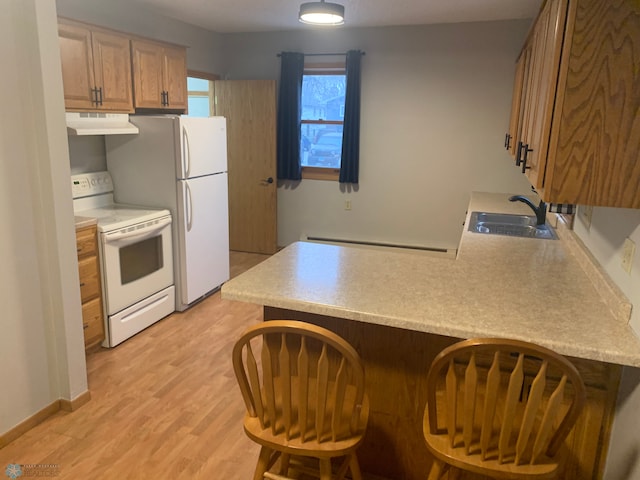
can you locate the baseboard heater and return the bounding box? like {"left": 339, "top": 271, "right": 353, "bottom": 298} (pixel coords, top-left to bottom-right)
{"left": 301, "top": 235, "right": 457, "bottom": 258}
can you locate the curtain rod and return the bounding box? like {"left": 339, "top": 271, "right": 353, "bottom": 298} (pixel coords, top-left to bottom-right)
{"left": 277, "top": 52, "right": 365, "bottom": 57}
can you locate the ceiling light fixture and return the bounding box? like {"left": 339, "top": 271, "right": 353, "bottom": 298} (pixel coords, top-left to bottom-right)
{"left": 299, "top": 0, "right": 345, "bottom": 26}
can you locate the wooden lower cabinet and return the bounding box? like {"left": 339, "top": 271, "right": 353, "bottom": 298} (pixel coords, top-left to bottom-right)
{"left": 264, "top": 307, "right": 620, "bottom": 480}
{"left": 75, "top": 224, "right": 105, "bottom": 349}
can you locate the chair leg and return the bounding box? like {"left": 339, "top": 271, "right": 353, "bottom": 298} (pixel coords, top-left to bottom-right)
{"left": 278, "top": 454, "right": 291, "bottom": 476}
{"left": 253, "top": 446, "right": 274, "bottom": 480}
{"left": 427, "top": 458, "right": 448, "bottom": 480}
{"left": 348, "top": 454, "right": 363, "bottom": 480}
{"left": 319, "top": 458, "right": 332, "bottom": 480}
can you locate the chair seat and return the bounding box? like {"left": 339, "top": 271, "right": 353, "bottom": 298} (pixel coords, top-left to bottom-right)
{"left": 244, "top": 377, "right": 370, "bottom": 458}
{"left": 423, "top": 407, "right": 561, "bottom": 479}
{"left": 244, "top": 411, "right": 367, "bottom": 458}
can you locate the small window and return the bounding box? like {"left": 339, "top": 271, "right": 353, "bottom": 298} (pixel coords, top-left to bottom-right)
{"left": 186, "top": 71, "right": 219, "bottom": 117}
{"left": 301, "top": 63, "right": 345, "bottom": 180}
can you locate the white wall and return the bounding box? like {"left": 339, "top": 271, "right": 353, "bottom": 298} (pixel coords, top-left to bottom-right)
{"left": 0, "top": 0, "right": 87, "bottom": 434}
{"left": 221, "top": 21, "right": 533, "bottom": 249}
{"left": 575, "top": 208, "right": 640, "bottom": 479}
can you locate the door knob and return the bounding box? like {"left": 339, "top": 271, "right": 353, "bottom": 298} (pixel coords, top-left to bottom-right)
{"left": 262, "top": 177, "right": 274, "bottom": 184}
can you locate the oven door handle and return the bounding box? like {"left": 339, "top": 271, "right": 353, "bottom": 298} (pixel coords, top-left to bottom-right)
{"left": 104, "top": 217, "right": 172, "bottom": 244}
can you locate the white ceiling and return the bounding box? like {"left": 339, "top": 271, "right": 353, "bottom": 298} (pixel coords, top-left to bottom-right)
{"left": 131, "top": 0, "right": 542, "bottom": 34}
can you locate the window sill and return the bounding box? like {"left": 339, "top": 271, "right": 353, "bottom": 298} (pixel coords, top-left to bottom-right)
{"left": 302, "top": 167, "right": 340, "bottom": 181}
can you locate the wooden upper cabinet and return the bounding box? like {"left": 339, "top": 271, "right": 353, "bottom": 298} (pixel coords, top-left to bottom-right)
{"left": 58, "top": 20, "right": 133, "bottom": 112}
{"left": 132, "top": 39, "right": 187, "bottom": 111}
{"left": 163, "top": 45, "right": 188, "bottom": 110}
{"left": 513, "top": 0, "right": 568, "bottom": 189}
{"left": 507, "top": 0, "right": 640, "bottom": 208}
{"left": 506, "top": 49, "right": 527, "bottom": 157}
{"left": 130, "top": 40, "right": 164, "bottom": 109}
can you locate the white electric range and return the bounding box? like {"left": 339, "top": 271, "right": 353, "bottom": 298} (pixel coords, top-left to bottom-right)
{"left": 72, "top": 171, "right": 175, "bottom": 347}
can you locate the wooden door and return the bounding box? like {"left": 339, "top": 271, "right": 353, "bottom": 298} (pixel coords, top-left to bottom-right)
{"left": 131, "top": 39, "right": 164, "bottom": 109}
{"left": 214, "top": 80, "right": 277, "bottom": 254}
{"left": 91, "top": 30, "right": 133, "bottom": 112}
{"left": 163, "top": 45, "right": 188, "bottom": 110}
{"left": 58, "top": 22, "right": 96, "bottom": 110}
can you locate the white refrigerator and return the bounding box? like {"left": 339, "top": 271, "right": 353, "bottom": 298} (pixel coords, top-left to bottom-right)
{"left": 106, "top": 115, "right": 230, "bottom": 311}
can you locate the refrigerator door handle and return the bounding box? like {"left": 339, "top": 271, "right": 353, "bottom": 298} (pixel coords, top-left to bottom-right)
{"left": 182, "top": 126, "right": 191, "bottom": 178}
{"left": 185, "top": 181, "right": 194, "bottom": 231}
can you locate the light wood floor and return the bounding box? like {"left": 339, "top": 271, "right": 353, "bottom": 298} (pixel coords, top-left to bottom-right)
{"left": 0, "top": 251, "right": 270, "bottom": 479}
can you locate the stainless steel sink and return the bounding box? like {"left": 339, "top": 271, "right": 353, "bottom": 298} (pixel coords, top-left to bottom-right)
{"left": 468, "top": 211, "right": 557, "bottom": 240}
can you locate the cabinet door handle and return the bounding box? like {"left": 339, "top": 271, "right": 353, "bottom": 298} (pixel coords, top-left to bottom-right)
{"left": 521, "top": 145, "right": 533, "bottom": 173}
{"left": 165, "top": 91, "right": 169, "bottom": 106}
{"left": 79, "top": 282, "right": 86, "bottom": 287}
{"left": 97, "top": 87, "right": 103, "bottom": 106}
{"left": 516, "top": 141, "right": 524, "bottom": 166}
{"left": 504, "top": 133, "right": 512, "bottom": 150}
{"left": 91, "top": 87, "right": 99, "bottom": 106}
{"left": 83, "top": 323, "right": 89, "bottom": 330}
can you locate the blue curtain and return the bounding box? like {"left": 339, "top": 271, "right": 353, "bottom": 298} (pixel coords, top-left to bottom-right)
{"left": 339, "top": 50, "right": 364, "bottom": 184}
{"left": 276, "top": 52, "right": 305, "bottom": 180}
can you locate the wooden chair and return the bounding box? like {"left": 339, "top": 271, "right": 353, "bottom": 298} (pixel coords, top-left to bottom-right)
{"left": 422, "top": 338, "right": 586, "bottom": 479}
{"left": 232, "top": 320, "right": 369, "bottom": 480}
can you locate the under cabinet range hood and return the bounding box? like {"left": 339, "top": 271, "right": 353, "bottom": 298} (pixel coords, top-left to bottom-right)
{"left": 66, "top": 112, "right": 139, "bottom": 136}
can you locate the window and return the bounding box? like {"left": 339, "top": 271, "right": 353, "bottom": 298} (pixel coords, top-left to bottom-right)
{"left": 301, "top": 63, "right": 346, "bottom": 180}
{"left": 186, "top": 71, "right": 219, "bottom": 117}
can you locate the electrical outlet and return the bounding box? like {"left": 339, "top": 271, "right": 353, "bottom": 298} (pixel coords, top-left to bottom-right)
{"left": 580, "top": 205, "right": 593, "bottom": 230}
{"left": 622, "top": 238, "right": 635, "bottom": 274}
{"left": 345, "top": 199, "right": 352, "bottom": 210}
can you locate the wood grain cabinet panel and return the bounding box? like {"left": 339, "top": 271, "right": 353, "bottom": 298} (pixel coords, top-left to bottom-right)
{"left": 507, "top": 0, "right": 640, "bottom": 208}
{"left": 163, "top": 45, "right": 188, "bottom": 110}
{"left": 75, "top": 225, "right": 105, "bottom": 350}
{"left": 78, "top": 256, "right": 101, "bottom": 303}
{"left": 132, "top": 39, "right": 187, "bottom": 111}
{"left": 506, "top": 48, "right": 527, "bottom": 157}
{"left": 82, "top": 297, "right": 104, "bottom": 348}
{"left": 58, "top": 19, "right": 133, "bottom": 112}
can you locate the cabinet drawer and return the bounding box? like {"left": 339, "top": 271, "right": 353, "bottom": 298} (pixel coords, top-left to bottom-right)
{"left": 78, "top": 255, "right": 100, "bottom": 302}
{"left": 76, "top": 226, "right": 97, "bottom": 258}
{"left": 82, "top": 296, "right": 104, "bottom": 347}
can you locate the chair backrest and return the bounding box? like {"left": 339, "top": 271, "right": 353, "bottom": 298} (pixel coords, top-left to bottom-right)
{"left": 425, "top": 338, "right": 586, "bottom": 466}
{"left": 232, "top": 320, "right": 366, "bottom": 444}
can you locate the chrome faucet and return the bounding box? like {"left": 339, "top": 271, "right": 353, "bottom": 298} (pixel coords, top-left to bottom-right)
{"left": 509, "top": 195, "right": 547, "bottom": 226}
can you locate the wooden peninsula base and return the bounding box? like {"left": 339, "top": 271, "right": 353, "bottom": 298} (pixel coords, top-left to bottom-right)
{"left": 265, "top": 307, "right": 621, "bottom": 480}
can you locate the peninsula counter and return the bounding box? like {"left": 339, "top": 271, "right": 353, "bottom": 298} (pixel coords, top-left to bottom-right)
{"left": 222, "top": 192, "right": 640, "bottom": 479}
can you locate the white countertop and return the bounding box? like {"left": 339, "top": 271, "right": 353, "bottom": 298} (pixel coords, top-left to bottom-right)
{"left": 222, "top": 192, "right": 640, "bottom": 367}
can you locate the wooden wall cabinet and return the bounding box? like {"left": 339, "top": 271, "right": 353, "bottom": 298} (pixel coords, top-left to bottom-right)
{"left": 131, "top": 39, "right": 187, "bottom": 111}
{"left": 506, "top": 0, "right": 640, "bottom": 208}
{"left": 76, "top": 225, "right": 105, "bottom": 349}
{"left": 58, "top": 20, "right": 134, "bottom": 112}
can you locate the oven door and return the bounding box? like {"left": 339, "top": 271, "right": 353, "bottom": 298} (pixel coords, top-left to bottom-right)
{"left": 101, "top": 215, "right": 174, "bottom": 315}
